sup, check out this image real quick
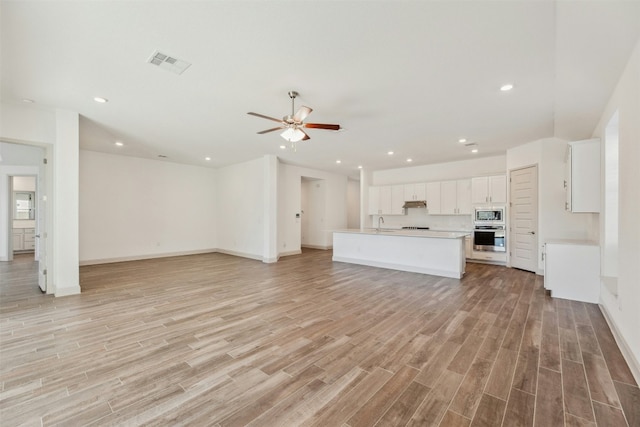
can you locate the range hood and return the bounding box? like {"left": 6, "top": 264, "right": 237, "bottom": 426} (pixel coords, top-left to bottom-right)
{"left": 402, "top": 200, "right": 427, "bottom": 209}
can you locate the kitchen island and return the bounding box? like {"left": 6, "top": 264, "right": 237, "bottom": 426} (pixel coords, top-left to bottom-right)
{"left": 332, "top": 229, "right": 467, "bottom": 279}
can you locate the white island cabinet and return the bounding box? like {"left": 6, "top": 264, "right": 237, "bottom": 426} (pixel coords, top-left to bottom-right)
{"left": 333, "top": 229, "right": 466, "bottom": 279}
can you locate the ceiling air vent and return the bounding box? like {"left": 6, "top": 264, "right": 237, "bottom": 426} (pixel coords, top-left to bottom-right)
{"left": 147, "top": 50, "right": 191, "bottom": 75}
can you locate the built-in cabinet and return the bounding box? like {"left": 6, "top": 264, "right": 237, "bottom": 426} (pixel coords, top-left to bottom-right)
{"left": 470, "top": 250, "right": 506, "bottom": 263}
{"left": 465, "top": 235, "right": 472, "bottom": 259}
{"left": 425, "top": 182, "right": 441, "bottom": 214}
{"left": 403, "top": 183, "right": 426, "bottom": 201}
{"left": 440, "top": 179, "right": 472, "bottom": 215}
{"left": 471, "top": 175, "right": 507, "bottom": 205}
{"left": 368, "top": 185, "right": 404, "bottom": 215}
{"left": 565, "top": 139, "right": 600, "bottom": 213}
{"left": 544, "top": 240, "right": 600, "bottom": 303}
{"left": 13, "top": 228, "right": 35, "bottom": 251}
{"left": 369, "top": 174, "right": 502, "bottom": 216}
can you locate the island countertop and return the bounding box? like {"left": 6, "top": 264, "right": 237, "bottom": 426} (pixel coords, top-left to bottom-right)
{"left": 333, "top": 229, "right": 468, "bottom": 239}
{"left": 332, "top": 229, "right": 466, "bottom": 278}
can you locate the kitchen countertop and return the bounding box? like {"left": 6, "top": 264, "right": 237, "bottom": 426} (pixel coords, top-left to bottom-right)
{"left": 334, "top": 228, "right": 467, "bottom": 239}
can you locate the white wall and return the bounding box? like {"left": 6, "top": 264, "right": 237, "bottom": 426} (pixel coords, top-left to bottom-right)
{"left": 372, "top": 155, "right": 506, "bottom": 185}
{"left": 216, "top": 157, "right": 264, "bottom": 260}
{"left": 278, "top": 162, "right": 348, "bottom": 254}
{"left": 592, "top": 40, "right": 640, "bottom": 382}
{"left": 347, "top": 178, "right": 360, "bottom": 229}
{"left": 0, "top": 104, "right": 56, "bottom": 145}
{"left": 507, "top": 137, "right": 598, "bottom": 272}
{"left": 79, "top": 151, "right": 218, "bottom": 263}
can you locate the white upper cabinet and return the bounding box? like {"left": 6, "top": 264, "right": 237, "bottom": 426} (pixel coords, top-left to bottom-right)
{"left": 368, "top": 186, "right": 381, "bottom": 215}
{"left": 471, "top": 175, "right": 507, "bottom": 205}
{"left": 369, "top": 185, "right": 405, "bottom": 215}
{"left": 440, "top": 179, "right": 471, "bottom": 215}
{"left": 403, "top": 183, "right": 426, "bottom": 201}
{"left": 456, "top": 179, "right": 472, "bottom": 214}
{"left": 565, "top": 139, "right": 600, "bottom": 213}
{"left": 425, "top": 182, "right": 441, "bottom": 214}
{"left": 390, "top": 185, "right": 405, "bottom": 215}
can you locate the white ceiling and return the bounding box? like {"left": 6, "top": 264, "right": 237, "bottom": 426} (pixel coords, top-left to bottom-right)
{"left": 2, "top": 1, "right": 639, "bottom": 176}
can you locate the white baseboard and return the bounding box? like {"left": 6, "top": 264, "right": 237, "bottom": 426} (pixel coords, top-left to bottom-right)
{"left": 599, "top": 302, "right": 640, "bottom": 385}
{"left": 279, "top": 250, "right": 302, "bottom": 257}
{"left": 301, "top": 244, "right": 332, "bottom": 250}
{"left": 215, "top": 248, "right": 263, "bottom": 261}
{"left": 79, "top": 248, "right": 219, "bottom": 266}
{"left": 54, "top": 285, "right": 81, "bottom": 297}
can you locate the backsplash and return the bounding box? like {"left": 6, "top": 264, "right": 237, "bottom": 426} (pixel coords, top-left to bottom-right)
{"left": 371, "top": 209, "right": 473, "bottom": 231}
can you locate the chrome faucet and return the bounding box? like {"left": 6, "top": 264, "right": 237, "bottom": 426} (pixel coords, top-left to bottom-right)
{"left": 377, "top": 216, "right": 385, "bottom": 231}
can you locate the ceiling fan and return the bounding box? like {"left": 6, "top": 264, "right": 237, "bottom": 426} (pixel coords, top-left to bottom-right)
{"left": 248, "top": 91, "right": 341, "bottom": 144}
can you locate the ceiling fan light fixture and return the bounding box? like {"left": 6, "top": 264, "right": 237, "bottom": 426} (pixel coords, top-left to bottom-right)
{"left": 281, "top": 127, "right": 306, "bottom": 143}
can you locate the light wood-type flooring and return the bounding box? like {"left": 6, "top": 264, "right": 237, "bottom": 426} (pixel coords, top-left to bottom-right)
{"left": 1, "top": 250, "right": 639, "bottom": 426}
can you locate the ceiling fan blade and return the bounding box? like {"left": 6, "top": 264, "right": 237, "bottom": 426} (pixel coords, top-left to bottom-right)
{"left": 293, "top": 106, "right": 312, "bottom": 123}
{"left": 304, "top": 123, "right": 341, "bottom": 131}
{"left": 301, "top": 129, "right": 310, "bottom": 141}
{"left": 257, "top": 126, "right": 284, "bottom": 134}
{"left": 247, "top": 112, "right": 283, "bottom": 123}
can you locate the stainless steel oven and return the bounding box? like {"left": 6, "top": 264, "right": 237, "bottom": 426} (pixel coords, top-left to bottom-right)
{"left": 473, "top": 226, "right": 506, "bottom": 252}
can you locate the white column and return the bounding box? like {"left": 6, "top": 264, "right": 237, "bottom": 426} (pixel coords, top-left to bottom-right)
{"left": 263, "top": 154, "right": 278, "bottom": 263}
{"left": 52, "top": 110, "right": 80, "bottom": 296}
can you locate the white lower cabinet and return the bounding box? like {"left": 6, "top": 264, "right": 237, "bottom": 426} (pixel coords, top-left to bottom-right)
{"left": 465, "top": 236, "right": 472, "bottom": 259}
{"left": 13, "top": 228, "right": 35, "bottom": 251}
{"left": 470, "top": 250, "right": 506, "bottom": 263}
{"left": 544, "top": 240, "right": 600, "bottom": 303}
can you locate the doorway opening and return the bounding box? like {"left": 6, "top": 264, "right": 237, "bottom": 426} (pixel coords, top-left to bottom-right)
{"left": 300, "top": 177, "right": 327, "bottom": 250}
{"left": 1, "top": 141, "right": 48, "bottom": 293}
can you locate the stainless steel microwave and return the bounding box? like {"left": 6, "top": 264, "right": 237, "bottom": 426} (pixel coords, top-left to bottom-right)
{"left": 474, "top": 208, "right": 505, "bottom": 225}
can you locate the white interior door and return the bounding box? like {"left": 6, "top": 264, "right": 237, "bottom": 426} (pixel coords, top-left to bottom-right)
{"left": 510, "top": 165, "right": 538, "bottom": 272}
{"left": 37, "top": 165, "right": 47, "bottom": 292}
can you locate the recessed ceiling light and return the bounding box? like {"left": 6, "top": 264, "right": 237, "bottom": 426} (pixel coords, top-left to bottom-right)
{"left": 336, "top": 160, "right": 341, "bottom": 164}
{"left": 500, "top": 84, "right": 514, "bottom": 92}
{"left": 114, "top": 141, "right": 124, "bottom": 147}
{"left": 279, "top": 145, "right": 286, "bottom": 149}
{"left": 22, "top": 98, "right": 35, "bottom": 103}
{"left": 358, "top": 165, "right": 363, "bottom": 169}
{"left": 387, "top": 151, "right": 394, "bottom": 155}
{"left": 458, "top": 138, "right": 467, "bottom": 143}
{"left": 205, "top": 157, "right": 211, "bottom": 161}
{"left": 94, "top": 97, "right": 108, "bottom": 103}
{"left": 471, "top": 148, "right": 479, "bottom": 153}
{"left": 406, "top": 158, "right": 413, "bottom": 162}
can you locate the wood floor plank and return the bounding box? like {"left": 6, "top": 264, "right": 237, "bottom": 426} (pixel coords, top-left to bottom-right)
{"left": 502, "top": 388, "right": 535, "bottom": 427}
{"left": 1, "top": 252, "right": 637, "bottom": 427}
{"left": 581, "top": 352, "right": 621, "bottom": 408}
{"left": 448, "top": 357, "right": 493, "bottom": 419}
{"left": 614, "top": 380, "right": 640, "bottom": 427}
{"left": 439, "top": 410, "right": 472, "bottom": 427}
{"left": 585, "top": 304, "right": 637, "bottom": 385}
{"left": 347, "top": 365, "right": 419, "bottom": 427}
{"left": 406, "top": 369, "right": 464, "bottom": 427}
{"left": 562, "top": 358, "right": 595, "bottom": 422}
{"left": 373, "top": 380, "right": 431, "bottom": 426}
{"left": 592, "top": 401, "right": 629, "bottom": 427}
{"left": 469, "top": 393, "right": 506, "bottom": 427}
{"left": 484, "top": 348, "right": 518, "bottom": 400}
{"left": 535, "top": 367, "right": 565, "bottom": 427}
